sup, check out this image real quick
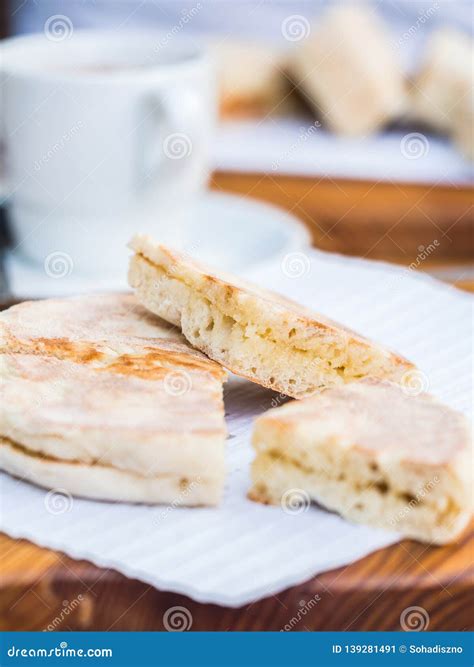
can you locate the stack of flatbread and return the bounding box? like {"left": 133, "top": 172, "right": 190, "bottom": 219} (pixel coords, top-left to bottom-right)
{"left": 0, "top": 238, "right": 471, "bottom": 545}
{"left": 0, "top": 294, "right": 226, "bottom": 505}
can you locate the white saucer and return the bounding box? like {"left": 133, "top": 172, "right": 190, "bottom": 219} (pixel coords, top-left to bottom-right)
{"left": 5, "top": 192, "right": 311, "bottom": 299}
{"left": 156, "top": 191, "right": 311, "bottom": 272}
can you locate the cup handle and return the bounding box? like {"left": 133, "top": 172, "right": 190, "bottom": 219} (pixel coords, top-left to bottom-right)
{"left": 136, "top": 86, "right": 206, "bottom": 191}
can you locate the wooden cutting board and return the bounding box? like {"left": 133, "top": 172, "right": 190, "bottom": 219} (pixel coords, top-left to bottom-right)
{"left": 1, "top": 173, "right": 472, "bottom": 631}
{"left": 211, "top": 173, "right": 474, "bottom": 265}
{"left": 1, "top": 526, "right": 472, "bottom": 631}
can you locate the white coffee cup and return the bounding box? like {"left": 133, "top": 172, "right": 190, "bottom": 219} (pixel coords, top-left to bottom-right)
{"left": 1, "top": 29, "right": 215, "bottom": 274}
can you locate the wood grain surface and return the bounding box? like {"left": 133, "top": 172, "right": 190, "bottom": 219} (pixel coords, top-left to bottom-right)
{"left": 211, "top": 173, "right": 474, "bottom": 265}
{"left": 1, "top": 173, "right": 472, "bottom": 632}
{"left": 1, "top": 525, "right": 472, "bottom": 632}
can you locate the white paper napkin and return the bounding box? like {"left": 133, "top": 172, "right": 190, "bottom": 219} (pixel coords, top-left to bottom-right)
{"left": 0, "top": 249, "right": 471, "bottom": 606}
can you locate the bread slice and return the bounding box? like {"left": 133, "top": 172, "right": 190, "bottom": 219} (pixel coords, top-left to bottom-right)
{"left": 411, "top": 28, "right": 474, "bottom": 134}
{"left": 209, "top": 39, "right": 293, "bottom": 119}
{"left": 128, "top": 235, "right": 413, "bottom": 399}
{"left": 289, "top": 5, "right": 407, "bottom": 135}
{"left": 0, "top": 294, "right": 226, "bottom": 505}
{"left": 249, "top": 379, "right": 472, "bottom": 544}
{"left": 0, "top": 292, "right": 199, "bottom": 362}
{"left": 453, "top": 93, "right": 474, "bottom": 161}
{"left": 0, "top": 437, "right": 217, "bottom": 506}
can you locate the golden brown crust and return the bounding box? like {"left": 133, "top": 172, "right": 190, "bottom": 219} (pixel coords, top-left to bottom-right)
{"left": 253, "top": 378, "right": 472, "bottom": 466}
{"left": 0, "top": 349, "right": 226, "bottom": 479}
{"left": 0, "top": 292, "right": 226, "bottom": 381}
{"left": 129, "top": 237, "right": 413, "bottom": 369}
{"left": 0, "top": 294, "right": 227, "bottom": 499}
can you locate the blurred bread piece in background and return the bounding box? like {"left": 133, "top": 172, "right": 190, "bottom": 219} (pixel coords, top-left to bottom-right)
{"left": 411, "top": 28, "right": 474, "bottom": 135}
{"left": 410, "top": 28, "right": 474, "bottom": 161}
{"left": 452, "top": 92, "right": 474, "bottom": 161}
{"left": 288, "top": 4, "right": 407, "bottom": 135}
{"left": 209, "top": 39, "right": 297, "bottom": 118}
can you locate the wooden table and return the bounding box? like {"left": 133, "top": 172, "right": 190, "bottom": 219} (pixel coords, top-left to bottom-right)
{"left": 1, "top": 173, "right": 473, "bottom": 632}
